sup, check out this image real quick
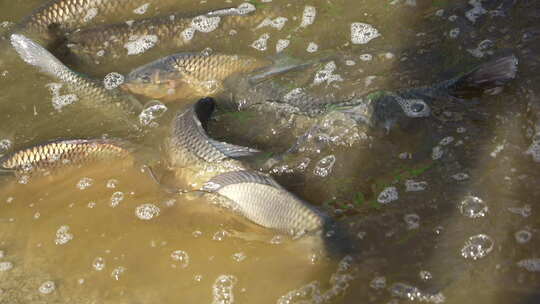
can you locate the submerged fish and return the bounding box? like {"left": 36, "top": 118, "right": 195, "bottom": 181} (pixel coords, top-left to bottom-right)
{"left": 123, "top": 52, "right": 272, "bottom": 102}
{"left": 62, "top": 3, "right": 270, "bottom": 65}
{"left": 0, "top": 138, "right": 131, "bottom": 175}
{"left": 166, "top": 97, "right": 259, "bottom": 170}
{"left": 224, "top": 55, "right": 519, "bottom": 132}
{"left": 10, "top": 34, "right": 142, "bottom": 130}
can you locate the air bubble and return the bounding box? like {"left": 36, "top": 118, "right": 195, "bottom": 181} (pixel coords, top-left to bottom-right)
{"left": 517, "top": 259, "right": 540, "bottom": 272}
{"left": 191, "top": 15, "right": 221, "bottom": 33}
{"left": 103, "top": 72, "right": 124, "bottom": 90}
{"left": 139, "top": 100, "right": 167, "bottom": 126}
{"left": 0, "top": 139, "right": 12, "bottom": 154}
{"left": 369, "top": 276, "right": 386, "bottom": 289}
{"left": 251, "top": 33, "right": 270, "bottom": 51}
{"left": 133, "top": 3, "right": 149, "bottom": 15}
{"left": 461, "top": 234, "right": 494, "bottom": 260}
{"left": 404, "top": 214, "right": 420, "bottom": 230}
{"left": 313, "top": 61, "right": 343, "bottom": 86}
{"left": 313, "top": 155, "right": 336, "bottom": 177}
{"left": 508, "top": 204, "right": 532, "bottom": 217}
{"left": 110, "top": 191, "right": 124, "bottom": 207}
{"left": 452, "top": 173, "right": 469, "bottom": 181}
{"left": 525, "top": 134, "right": 540, "bottom": 162}
{"left": 458, "top": 195, "right": 488, "bottom": 218}
{"left": 449, "top": 28, "right": 460, "bottom": 39}
{"left": 171, "top": 250, "right": 189, "bottom": 268}
{"left": 52, "top": 94, "right": 78, "bottom": 111}
{"left": 135, "top": 203, "right": 160, "bottom": 220}
{"left": 236, "top": 2, "right": 256, "bottom": 15}
{"left": 212, "top": 230, "right": 230, "bottom": 241}
{"left": 232, "top": 252, "right": 246, "bottom": 262}
{"left": 182, "top": 27, "right": 195, "bottom": 41}
{"left": 515, "top": 230, "right": 532, "bottom": 244}
{"left": 92, "top": 257, "right": 106, "bottom": 271}
{"left": 419, "top": 270, "right": 432, "bottom": 281}
{"left": 212, "top": 275, "right": 237, "bottom": 304}
{"left": 465, "top": 0, "right": 487, "bottom": 23}
{"left": 306, "top": 42, "right": 318, "bottom": 53}
{"left": 77, "top": 177, "right": 94, "bottom": 190}
{"left": 276, "top": 39, "right": 290, "bottom": 53}
{"left": 377, "top": 187, "right": 398, "bottom": 204}
{"left": 439, "top": 136, "right": 454, "bottom": 146}
{"left": 359, "top": 54, "right": 373, "bottom": 61}
{"left": 405, "top": 180, "right": 427, "bottom": 192}
{"left": 300, "top": 6, "right": 317, "bottom": 28}
{"left": 124, "top": 35, "right": 158, "bottom": 55}
{"left": 38, "top": 281, "right": 55, "bottom": 294}
{"left": 111, "top": 266, "right": 126, "bottom": 280}
{"left": 106, "top": 179, "right": 118, "bottom": 188}
{"left": 351, "top": 22, "right": 381, "bottom": 44}
{"left": 54, "top": 225, "right": 73, "bottom": 245}
{"left": 0, "top": 261, "right": 13, "bottom": 272}
{"left": 256, "top": 17, "right": 288, "bottom": 30}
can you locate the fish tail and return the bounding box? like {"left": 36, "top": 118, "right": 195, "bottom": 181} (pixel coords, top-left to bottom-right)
{"left": 10, "top": 34, "right": 74, "bottom": 83}
{"left": 444, "top": 55, "right": 518, "bottom": 96}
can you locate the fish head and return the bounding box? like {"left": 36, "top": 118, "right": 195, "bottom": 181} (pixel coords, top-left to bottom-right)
{"left": 371, "top": 93, "right": 431, "bottom": 133}
{"left": 122, "top": 56, "right": 187, "bottom": 100}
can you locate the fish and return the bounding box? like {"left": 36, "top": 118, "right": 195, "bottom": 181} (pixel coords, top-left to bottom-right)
{"left": 0, "top": 138, "right": 131, "bottom": 175}
{"left": 9, "top": 0, "right": 220, "bottom": 48}
{"left": 165, "top": 97, "right": 260, "bottom": 170}
{"left": 10, "top": 34, "right": 142, "bottom": 130}
{"left": 224, "top": 55, "right": 519, "bottom": 132}
{"left": 61, "top": 3, "right": 273, "bottom": 67}
{"left": 122, "top": 52, "right": 273, "bottom": 102}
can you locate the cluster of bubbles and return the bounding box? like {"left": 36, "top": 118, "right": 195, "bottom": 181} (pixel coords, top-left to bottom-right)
{"left": 377, "top": 187, "right": 398, "bottom": 204}
{"left": 0, "top": 138, "right": 12, "bottom": 154}
{"left": 389, "top": 282, "right": 445, "bottom": 303}
{"left": 312, "top": 61, "right": 343, "bottom": 86}
{"left": 133, "top": 3, "right": 149, "bottom": 15}
{"left": 77, "top": 177, "right": 94, "bottom": 190}
{"left": 256, "top": 17, "right": 288, "bottom": 30}
{"left": 517, "top": 258, "right": 540, "bottom": 272}
{"left": 458, "top": 195, "right": 488, "bottom": 218}
{"left": 92, "top": 257, "right": 106, "bottom": 271}
{"left": 170, "top": 250, "right": 189, "bottom": 268}
{"left": 0, "top": 249, "right": 13, "bottom": 272}
{"left": 232, "top": 252, "right": 246, "bottom": 262}
{"left": 405, "top": 179, "right": 427, "bottom": 192}
{"left": 103, "top": 72, "right": 124, "bottom": 90}
{"left": 38, "top": 281, "right": 56, "bottom": 295}
{"left": 275, "top": 39, "right": 290, "bottom": 53}
{"left": 313, "top": 155, "right": 336, "bottom": 177}
{"left": 109, "top": 191, "right": 124, "bottom": 207}
{"left": 251, "top": 33, "right": 270, "bottom": 51}
{"left": 300, "top": 6, "right": 317, "bottom": 28}
{"left": 525, "top": 133, "right": 540, "bottom": 162}
{"left": 54, "top": 225, "right": 73, "bottom": 245}
{"left": 461, "top": 234, "right": 494, "bottom": 260}
{"left": 139, "top": 100, "right": 167, "bottom": 127}
{"left": 46, "top": 82, "right": 78, "bottom": 111}
{"left": 182, "top": 15, "right": 221, "bottom": 42}
{"left": 135, "top": 203, "right": 160, "bottom": 220}
{"left": 212, "top": 274, "right": 237, "bottom": 304}
{"left": 403, "top": 214, "right": 420, "bottom": 230}
{"left": 124, "top": 34, "right": 159, "bottom": 55}
{"left": 111, "top": 266, "right": 126, "bottom": 280}
{"left": 350, "top": 22, "right": 380, "bottom": 45}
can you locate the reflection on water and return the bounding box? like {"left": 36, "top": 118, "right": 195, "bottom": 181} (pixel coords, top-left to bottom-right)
{"left": 1, "top": 0, "right": 540, "bottom": 303}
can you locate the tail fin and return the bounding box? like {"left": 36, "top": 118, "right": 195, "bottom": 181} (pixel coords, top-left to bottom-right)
{"left": 10, "top": 34, "right": 75, "bottom": 83}
{"left": 447, "top": 55, "right": 518, "bottom": 96}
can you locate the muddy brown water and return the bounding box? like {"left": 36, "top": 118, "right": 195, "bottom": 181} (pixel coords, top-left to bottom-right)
{"left": 1, "top": 0, "right": 540, "bottom": 303}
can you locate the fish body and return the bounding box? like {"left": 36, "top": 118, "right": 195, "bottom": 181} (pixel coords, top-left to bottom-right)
{"left": 123, "top": 52, "right": 272, "bottom": 101}
{"left": 63, "top": 3, "right": 266, "bottom": 65}
{"left": 0, "top": 138, "right": 131, "bottom": 175}
{"left": 10, "top": 34, "right": 142, "bottom": 129}
{"left": 225, "top": 55, "right": 519, "bottom": 132}
{"left": 166, "top": 97, "right": 259, "bottom": 170}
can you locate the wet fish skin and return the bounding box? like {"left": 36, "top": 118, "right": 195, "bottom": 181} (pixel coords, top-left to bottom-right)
{"left": 166, "top": 97, "right": 259, "bottom": 169}
{"left": 63, "top": 3, "right": 270, "bottom": 65}
{"left": 10, "top": 34, "right": 142, "bottom": 129}
{"left": 0, "top": 138, "right": 131, "bottom": 175}
{"left": 123, "top": 52, "right": 272, "bottom": 102}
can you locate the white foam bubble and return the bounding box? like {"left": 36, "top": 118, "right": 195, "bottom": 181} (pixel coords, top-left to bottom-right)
{"left": 449, "top": 27, "right": 460, "bottom": 39}
{"left": 465, "top": 0, "right": 487, "bottom": 23}
{"left": 299, "top": 6, "right": 317, "bottom": 28}
{"left": 508, "top": 204, "right": 532, "bottom": 217}
{"left": 377, "top": 187, "right": 398, "bottom": 204}
{"left": 0, "top": 261, "right": 13, "bottom": 272}
{"left": 405, "top": 180, "right": 427, "bottom": 192}
{"left": 369, "top": 276, "right": 386, "bottom": 289}
{"left": 0, "top": 138, "right": 12, "bottom": 154}
{"left": 232, "top": 252, "right": 246, "bottom": 262}
{"left": 182, "top": 27, "right": 196, "bottom": 41}
{"left": 139, "top": 100, "right": 168, "bottom": 127}
{"left": 133, "top": 3, "right": 149, "bottom": 15}
{"left": 212, "top": 275, "right": 237, "bottom": 304}
{"left": 92, "top": 257, "right": 106, "bottom": 271}
{"left": 251, "top": 33, "right": 270, "bottom": 51}
{"left": 111, "top": 266, "right": 126, "bottom": 280}
{"left": 525, "top": 134, "right": 540, "bottom": 162}
{"left": 192, "top": 15, "right": 221, "bottom": 33}
{"left": 124, "top": 35, "right": 158, "bottom": 55}
{"left": 103, "top": 72, "right": 125, "bottom": 90}
{"left": 171, "top": 250, "right": 189, "bottom": 268}
{"left": 351, "top": 22, "right": 380, "bottom": 44}
{"left": 135, "top": 203, "right": 160, "bottom": 220}
{"left": 313, "top": 61, "right": 343, "bottom": 86}
{"left": 306, "top": 42, "right": 318, "bottom": 53}
{"left": 404, "top": 213, "right": 420, "bottom": 230}
{"left": 419, "top": 270, "right": 432, "bottom": 281}
{"left": 54, "top": 225, "right": 73, "bottom": 245}
{"left": 313, "top": 155, "right": 336, "bottom": 177}
{"left": 459, "top": 195, "right": 488, "bottom": 218}
{"left": 390, "top": 283, "right": 445, "bottom": 303}
{"left": 110, "top": 191, "right": 124, "bottom": 207}
{"left": 517, "top": 258, "right": 540, "bottom": 272}
{"left": 432, "top": 146, "right": 443, "bottom": 160}
{"left": 515, "top": 230, "right": 532, "bottom": 244}
{"left": 38, "top": 281, "right": 55, "bottom": 294}
{"left": 256, "top": 17, "right": 288, "bottom": 30}
{"left": 52, "top": 94, "right": 78, "bottom": 111}
{"left": 106, "top": 179, "right": 118, "bottom": 188}
{"left": 461, "top": 234, "right": 494, "bottom": 260}
{"left": 275, "top": 39, "right": 290, "bottom": 53}
{"left": 439, "top": 136, "right": 454, "bottom": 146}
{"left": 237, "top": 2, "right": 256, "bottom": 15}
{"left": 452, "top": 172, "right": 469, "bottom": 181}
{"left": 77, "top": 177, "right": 94, "bottom": 190}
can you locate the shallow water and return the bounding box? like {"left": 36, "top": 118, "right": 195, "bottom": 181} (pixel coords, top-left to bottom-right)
{"left": 1, "top": 0, "right": 540, "bottom": 303}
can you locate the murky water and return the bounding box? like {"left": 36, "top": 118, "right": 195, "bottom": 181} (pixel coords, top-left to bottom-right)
{"left": 1, "top": 0, "right": 540, "bottom": 303}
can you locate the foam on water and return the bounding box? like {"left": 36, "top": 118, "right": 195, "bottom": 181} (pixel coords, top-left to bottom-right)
{"left": 525, "top": 134, "right": 540, "bottom": 162}
{"left": 212, "top": 274, "right": 237, "bottom": 304}
{"left": 192, "top": 16, "right": 221, "bottom": 33}
{"left": 306, "top": 42, "right": 318, "bottom": 53}
{"left": 170, "top": 250, "right": 189, "bottom": 268}
{"left": 313, "top": 155, "right": 336, "bottom": 177}
{"left": 77, "top": 177, "right": 94, "bottom": 190}
{"left": 135, "top": 203, "right": 160, "bottom": 220}
{"left": 458, "top": 195, "right": 488, "bottom": 218}
{"left": 507, "top": 204, "right": 531, "bottom": 218}
{"left": 517, "top": 259, "right": 540, "bottom": 272}
{"left": 133, "top": 3, "right": 149, "bottom": 15}
{"left": 0, "top": 261, "right": 13, "bottom": 272}
{"left": 515, "top": 230, "right": 532, "bottom": 244}
{"left": 404, "top": 213, "right": 420, "bottom": 230}
{"left": 124, "top": 35, "right": 159, "bottom": 55}
{"left": 405, "top": 180, "right": 427, "bottom": 192}
{"left": 251, "top": 33, "right": 270, "bottom": 51}
{"left": 449, "top": 27, "right": 460, "bottom": 39}
{"left": 378, "top": 187, "right": 398, "bottom": 204}
{"left": 92, "top": 257, "right": 106, "bottom": 271}
{"left": 139, "top": 100, "right": 167, "bottom": 127}
{"left": 389, "top": 283, "right": 445, "bottom": 303}
{"left": 110, "top": 191, "right": 124, "bottom": 207}
{"left": 256, "top": 17, "right": 288, "bottom": 30}
{"left": 359, "top": 54, "right": 373, "bottom": 61}
{"left": 300, "top": 6, "right": 317, "bottom": 28}
{"left": 461, "top": 234, "right": 494, "bottom": 260}
{"left": 419, "top": 270, "right": 432, "bottom": 281}
{"left": 452, "top": 173, "right": 469, "bottom": 181}
{"left": 38, "top": 281, "right": 56, "bottom": 294}
{"left": 312, "top": 61, "right": 343, "bottom": 86}
{"left": 0, "top": 138, "right": 12, "bottom": 154}
{"left": 370, "top": 276, "right": 386, "bottom": 289}
{"left": 351, "top": 22, "right": 381, "bottom": 44}
{"left": 103, "top": 72, "right": 125, "bottom": 90}
{"left": 54, "top": 225, "right": 73, "bottom": 245}
{"left": 111, "top": 266, "right": 126, "bottom": 280}
{"left": 465, "top": 0, "right": 487, "bottom": 23}
{"left": 276, "top": 39, "right": 290, "bottom": 53}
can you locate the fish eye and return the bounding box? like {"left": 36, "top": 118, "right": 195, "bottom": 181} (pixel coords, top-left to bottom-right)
{"left": 411, "top": 102, "right": 425, "bottom": 113}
